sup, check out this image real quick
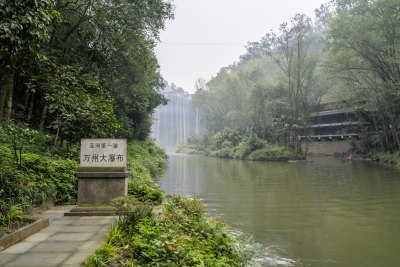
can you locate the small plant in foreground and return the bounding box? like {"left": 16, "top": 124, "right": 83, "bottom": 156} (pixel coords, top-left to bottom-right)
{"left": 0, "top": 204, "right": 23, "bottom": 227}
{"left": 113, "top": 196, "right": 154, "bottom": 228}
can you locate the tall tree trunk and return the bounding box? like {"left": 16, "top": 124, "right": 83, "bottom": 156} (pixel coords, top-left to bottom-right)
{"left": 52, "top": 126, "right": 60, "bottom": 156}
{"left": 24, "top": 91, "right": 30, "bottom": 108}
{"left": 3, "top": 55, "right": 17, "bottom": 123}
{"left": 60, "top": 135, "right": 64, "bottom": 149}
{"left": 371, "top": 113, "right": 385, "bottom": 150}
{"left": 358, "top": 113, "right": 372, "bottom": 154}
{"left": 390, "top": 118, "right": 400, "bottom": 149}
{"left": 27, "top": 91, "right": 35, "bottom": 123}
{"left": 380, "top": 115, "right": 391, "bottom": 152}
{"left": 39, "top": 103, "right": 48, "bottom": 131}
{"left": 0, "top": 74, "right": 7, "bottom": 118}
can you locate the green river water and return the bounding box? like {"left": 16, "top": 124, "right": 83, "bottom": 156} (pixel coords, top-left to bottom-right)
{"left": 158, "top": 154, "right": 400, "bottom": 267}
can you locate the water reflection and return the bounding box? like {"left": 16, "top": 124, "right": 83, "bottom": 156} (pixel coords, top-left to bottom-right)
{"left": 159, "top": 154, "right": 400, "bottom": 267}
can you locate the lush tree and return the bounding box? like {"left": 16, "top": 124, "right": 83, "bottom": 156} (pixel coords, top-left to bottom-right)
{"left": 324, "top": 0, "right": 400, "bottom": 151}
{"left": 1, "top": 0, "right": 174, "bottom": 144}
{"left": 41, "top": 65, "right": 120, "bottom": 152}
{"left": 193, "top": 14, "right": 324, "bottom": 154}
{"left": 264, "top": 14, "right": 318, "bottom": 152}
{"left": 46, "top": 0, "right": 173, "bottom": 140}
{"left": 0, "top": 0, "right": 58, "bottom": 123}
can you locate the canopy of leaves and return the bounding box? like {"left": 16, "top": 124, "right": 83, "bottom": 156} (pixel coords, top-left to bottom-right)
{"left": 1, "top": 0, "right": 174, "bottom": 145}
{"left": 324, "top": 0, "right": 400, "bottom": 151}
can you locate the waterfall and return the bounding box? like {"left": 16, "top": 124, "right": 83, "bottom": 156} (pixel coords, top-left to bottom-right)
{"left": 151, "top": 90, "right": 200, "bottom": 153}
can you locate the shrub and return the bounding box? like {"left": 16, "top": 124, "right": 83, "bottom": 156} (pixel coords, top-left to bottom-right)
{"left": 376, "top": 151, "right": 400, "bottom": 166}
{"left": 127, "top": 179, "right": 164, "bottom": 205}
{"left": 205, "top": 129, "right": 304, "bottom": 161}
{"left": 248, "top": 146, "right": 304, "bottom": 161}
{"left": 126, "top": 140, "right": 166, "bottom": 205}
{"left": 127, "top": 139, "right": 167, "bottom": 177}
{"left": 235, "top": 141, "right": 251, "bottom": 159}
{"left": 166, "top": 195, "right": 206, "bottom": 220}
{"left": 0, "top": 204, "right": 23, "bottom": 227}
{"left": 87, "top": 195, "right": 261, "bottom": 266}
{"left": 244, "top": 134, "right": 265, "bottom": 151}
{"left": 204, "top": 129, "right": 305, "bottom": 161}
{"left": 85, "top": 242, "right": 116, "bottom": 267}
{"left": 218, "top": 147, "right": 234, "bottom": 158}
{"left": 0, "top": 122, "right": 78, "bottom": 208}
{"left": 0, "top": 152, "right": 78, "bottom": 208}
{"left": 21, "top": 154, "right": 78, "bottom": 205}
{"left": 0, "top": 123, "right": 52, "bottom": 169}
{"left": 113, "top": 196, "right": 154, "bottom": 229}
{"left": 212, "top": 128, "right": 247, "bottom": 149}
{"left": 0, "top": 166, "right": 30, "bottom": 207}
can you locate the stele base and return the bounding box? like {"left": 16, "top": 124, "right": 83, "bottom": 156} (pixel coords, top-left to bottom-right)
{"left": 77, "top": 177, "right": 128, "bottom": 205}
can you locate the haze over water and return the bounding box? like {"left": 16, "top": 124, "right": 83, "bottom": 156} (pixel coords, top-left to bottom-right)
{"left": 159, "top": 154, "right": 400, "bottom": 266}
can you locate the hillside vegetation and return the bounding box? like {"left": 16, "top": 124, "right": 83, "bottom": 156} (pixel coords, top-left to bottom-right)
{"left": 193, "top": 0, "right": 400, "bottom": 160}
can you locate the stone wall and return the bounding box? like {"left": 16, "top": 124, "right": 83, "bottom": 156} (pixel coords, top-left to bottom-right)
{"left": 302, "top": 140, "right": 361, "bottom": 155}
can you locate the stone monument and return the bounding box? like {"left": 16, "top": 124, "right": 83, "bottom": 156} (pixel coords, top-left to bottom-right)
{"left": 76, "top": 138, "right": 129, "bottom": 205}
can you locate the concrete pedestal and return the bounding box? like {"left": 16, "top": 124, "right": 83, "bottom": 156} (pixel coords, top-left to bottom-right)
{"left": 76, "top": 167, "right": 129, "bottom": 205}
{"left": 78, "top": 177, "right": 128, "bottom": 205}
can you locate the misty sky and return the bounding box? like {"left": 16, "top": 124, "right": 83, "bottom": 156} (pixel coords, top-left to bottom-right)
{"left": 155, "top": 0, "right": 328, "bottom": 93}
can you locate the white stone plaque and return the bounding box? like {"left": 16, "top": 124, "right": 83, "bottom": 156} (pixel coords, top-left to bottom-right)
{"left": 80, "top": 139, "right": 127, "bottom": 167}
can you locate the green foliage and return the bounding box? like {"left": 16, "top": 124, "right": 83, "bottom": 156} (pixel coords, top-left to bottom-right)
{"left": 0, "top": 204, "right": 23, "bottom": 227}
{"left": 0, "top": 153, "right": 78, "bottom": 207}
{"left": 85, "top": 242, "right": 116, "bottom": 267}
{"left": 167, "top": 195, "right": 206, "bottom": 221}
{"left": 324, "top": 0, "right": 400, "bottom": 152}
{"left": 87, "top": 196, "right": 261, "bottom": 266}
{"left": 375, "top": 151, "right": 400, "bottom": 166}
{"left": 248, "top": 146, "right": 305, "bottom": 161}
{"left": 212, "top": 128, "right": 247, "bottom": 150}
{"left": 128, "top": 179, "right": 164, "bottom": 205}
{"left": 0, "top": 163, "right": 30, "bottom": 206}
{"left": 113, "top": 196, "right": 154, "bottom": 228}
{"left": 0, "top": 0, "right": 61, "bottom": 122}
{"left": 126, "top": 140, "right": 167, "bottom": 205}
{"left": 0, "top": 122, "right": 51, "bottom": 168}
{"left": 0, "top": 123, "right": 79, "bottom": 208}
{"left": 193, "top": 14, "right": 325, "bottom": 154}
{"left": 21, "top": 153, "right": 78, "bottom": 205}
{"left": 0, "top": 0, "right": 58, "bottom": 56}
{"left": 1, "top": 0, "right": 174, "bottom": 144}
{"left": 190, "top": 129, "right": 304, "bottom": 161}
{"left": 86, "top": 142, "right": 260, "bottom": 266}
{"left": 42, "top": 65, "right": 121, "bottom": 145}
{"left": 127, "top": 139, "right": 168, "bottom": 177}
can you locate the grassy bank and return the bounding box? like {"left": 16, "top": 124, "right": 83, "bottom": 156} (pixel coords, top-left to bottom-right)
{"left": 179, "top": 129, "right": 304, "bottom": 161}
{"left": 375, "top": 151, "right": 400, "bottom": 167}
{"left": 206, "top": 143, "right": 304, "bottom": 161}
{"left": 86, "top": 141, "right": 261, "bottom": 266}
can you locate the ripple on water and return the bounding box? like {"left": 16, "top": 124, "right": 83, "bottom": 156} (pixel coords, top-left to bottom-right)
{"left": 256, "top": 249, "right": 297, "bottom": 267}
{"left": 159, "top": 155, "right": 400, "bottom": 267}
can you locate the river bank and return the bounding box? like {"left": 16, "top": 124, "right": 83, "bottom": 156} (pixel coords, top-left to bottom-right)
{"left": 178, "top": 140, "right": 400, "bottom": 167}
{"left": 177, "top": 129, "right": 305, "bottom": 162}
{"left": 374, "top": 151, "right": 400, "bottom": 166}
{"left": 177, "top": 141, "right": 304, "bottom": 162}
{"left": 0, "top": 123, "right": 260, "bottom": 265}
{"left": 85, "top": 141, "right": 261, "bottom": 266}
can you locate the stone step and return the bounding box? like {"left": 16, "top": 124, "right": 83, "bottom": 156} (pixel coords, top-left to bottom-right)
{"left": 65, "top": 211, "right": 116, "bottom": 216}
{"left": 64, "top": 206, "right": 117, "bottom": 216}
